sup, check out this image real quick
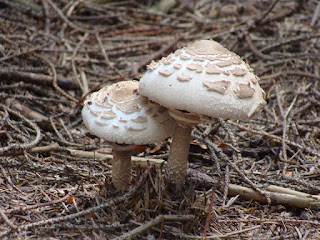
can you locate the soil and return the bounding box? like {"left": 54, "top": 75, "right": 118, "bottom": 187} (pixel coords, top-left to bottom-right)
{"left": 0, "top": 0, "right": 320, "bottom": 239}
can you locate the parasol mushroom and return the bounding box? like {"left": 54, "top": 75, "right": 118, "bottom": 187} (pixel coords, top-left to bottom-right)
{"left": 139, "top": 39, "right": 266, "bottom": 187}
{"left": 82, "top": 80, "right": 175, "bottom": 191}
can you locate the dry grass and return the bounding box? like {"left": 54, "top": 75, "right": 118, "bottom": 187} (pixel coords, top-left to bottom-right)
{"left": 0, "top": 0, "right": 320, "bottom": 239}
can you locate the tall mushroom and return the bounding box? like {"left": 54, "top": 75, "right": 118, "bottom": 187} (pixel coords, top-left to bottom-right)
{"left": 82, "top": 81, "right": 175, "bottom": 191}
{"left": 139, "top": 39, "right": 266, "bottom": 187}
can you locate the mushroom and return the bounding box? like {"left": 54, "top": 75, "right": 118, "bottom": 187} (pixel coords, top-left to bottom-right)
{"left": 82, "top": 81, "right": 175, "bottom": 191}
{"left": 139, "top": 39, "right": 266, "bottom": 187}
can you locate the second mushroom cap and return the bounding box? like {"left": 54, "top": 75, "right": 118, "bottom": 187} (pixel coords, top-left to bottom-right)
{"left": 82, "top": 80, "right": 175, "bottom": 145}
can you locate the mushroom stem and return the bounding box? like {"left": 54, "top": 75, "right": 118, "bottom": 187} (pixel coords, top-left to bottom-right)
{"left": 112, "top": 149, "right": 132, "bottom": 191}
{"left": 165, "top": 121, "right": 193, "bottom": 186}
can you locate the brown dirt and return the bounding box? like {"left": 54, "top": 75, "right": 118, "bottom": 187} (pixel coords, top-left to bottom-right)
{"left": 0, "top": 0, "right": 320, "bottom": 239}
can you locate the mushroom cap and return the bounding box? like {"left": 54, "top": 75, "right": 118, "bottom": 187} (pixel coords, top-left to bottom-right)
{"left": 139, "top": 39, "right": 266, "bottom": 121}
{"left": 82, "top": 81, "right": 175, "bottom": 145}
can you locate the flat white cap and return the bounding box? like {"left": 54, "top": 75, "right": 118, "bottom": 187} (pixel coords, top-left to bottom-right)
{"left": 82, "top": 81, "right": 175, "bottom": 145}
{"left": 139, "top": 40, "right": 266, "bottom": 121}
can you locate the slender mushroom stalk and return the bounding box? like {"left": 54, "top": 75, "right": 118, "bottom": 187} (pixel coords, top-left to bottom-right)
{"left": 139, "top": 40, "right": 267, "bottom": 188}
{"left": 165, "top": 110, "right": 201, "bottom": 185}
{"left": 82, "top": 81, "right": 175, "bottom": 191}
{"left": 108, "top": 142, "right": 135, "bottom": 191}
{"left": 166, "top": 121, "right": 192, "bottom": 185}
{"left": 112, "top": 149, "right": 132, "bottom": 190}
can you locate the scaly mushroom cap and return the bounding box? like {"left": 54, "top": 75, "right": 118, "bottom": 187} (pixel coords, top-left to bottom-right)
{"left": 82, "top": 81, "right": 175, "bottom": 145}
{"left": 139, "top": 40, "right": 266, "bottom": 121}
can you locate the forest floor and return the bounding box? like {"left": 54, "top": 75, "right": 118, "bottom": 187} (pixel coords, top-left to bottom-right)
{"left": 1, "top": 0, "right": 320, "bottom": 239}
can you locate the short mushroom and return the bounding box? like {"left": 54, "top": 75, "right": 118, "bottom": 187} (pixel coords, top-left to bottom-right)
{"left": 82, "top": 80, "right": 175, "bottom": 191}
{"left": 139, "top": 39, "right": 266, "bottom": 187}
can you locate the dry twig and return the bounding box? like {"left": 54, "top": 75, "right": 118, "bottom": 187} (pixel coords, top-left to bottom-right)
{"left": 112, "top": 214, "right": 195, "bottom": 240}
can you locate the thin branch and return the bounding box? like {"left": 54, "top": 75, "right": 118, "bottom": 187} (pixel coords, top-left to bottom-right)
{"left": 275, "top": 85, "right": 288, "bottom": 173}
{"left": 71, "top": 32, "right": 89, "bottom": 93}
{"left": 132, "top": 35, "right": 183, "bottom": 74}
{"left": 112, "top": 214, "right": 195, "bottom": 240}
{"left": 34, "top": 53, "right": 79, "bottom": 103}
{"left": 245, "top": 32, "right": 273, "bottom": 60}
{"left": 202, "top": 189, "right": 215, "bottom": 238}
{"left": 45, "top": 0, "right": 96, "bottom": 34}
{"left": 255, "top": 0, "right": 280, "bottom": 24}
{"left": 5, "top": 194, "right": 70, "bottom": 214}
{"left": 186, "top": 225, "right": 261, "bottom": 239}
{"left": 0, "top": 104, "right": 41, "bottom": 154}
{"left": 67, "top": 148, "right": 165, "bottom": 169}
{"left": 0, "top": 208, "right": 18, "bottom": 230}
{"left": 0, "top": 70, "right": 78, "bottom": 89}
{"left": 95, "top": 32, "right": 123, "bottom": 76}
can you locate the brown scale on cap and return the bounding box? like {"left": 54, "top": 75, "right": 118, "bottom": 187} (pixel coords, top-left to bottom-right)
{"left": 187, "top": 63, "right": 203, "bottom": 73}
{"left": 251, "top": 76, "right": 259, "bottom": 84}
{"left": 94, "top": 119, "right": 108, "bottom": 126}
{"left": 205, "top": 63, "right": 223, "bottom": 74}
{"left": 101, "top": 110, "right": 117, "bottom": 119}
{"left": 173, "top": 63, "right": 182, "bottom": 69}
{"left": 180, "top": 54, "right": 192, "bottom": 60}
{"left": 95, "top": 99, "right": 112, "bottom": 108}
{"left": 245, "top": 63, "right": 254, "bottom": 72}
{"left": 230, "top": 68, "right": 247, "bottom": 76}
{"left": 202, "top": 80, "right": 230, "bottom": 94}
{"left": 131, "top": 116, "right": 148, "bottom": 123}
{"left": 126, "top": 126, "right": 147, "bottom": 131}
{"left": 160, "top": 54, "right": 175, "bottom": 65}
{"left": 87, "top": 107, "right": 102, "bottom": 117}
{"left": 94, "top": 90, "right": 113, "bottom": 108}
{"left": 108, "top": 81, "right": 137, "bottom": 102}
{"left": 232, "top": 57, "right": 242, "bottom": 65}
{"left": 216, "top": 59, "right": 234, "bottom": 67}
{"left": 186, "top": 40, "right": 230, "bottom": 55}
{"left": 158, "top": 69, "right": 173, "bottom": 77}
{"left": 174, "top": 49, "right": 182, "bottom": 56}
{"left": 147, "top": 60, "right": 159, "bottom": 71}
{"left": 92, "top": 90, "right": 113, "bottom": 108}
{"left": 235, "top": 84, "right": 255, "bottom": 99}
{"left": 116, "top": 101, "right": 141, "bottom": 114}
{"left": 206, "top": 55, "right": 226, "bottom": 61}
{"left": 116, "top": 93, "right": 152, "bottom": 114}
{"left": 193, "top": 56, "right": 206, "bottom": 61}
{"left": 177, "top": 72, "right": 193, "bottom": 82}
